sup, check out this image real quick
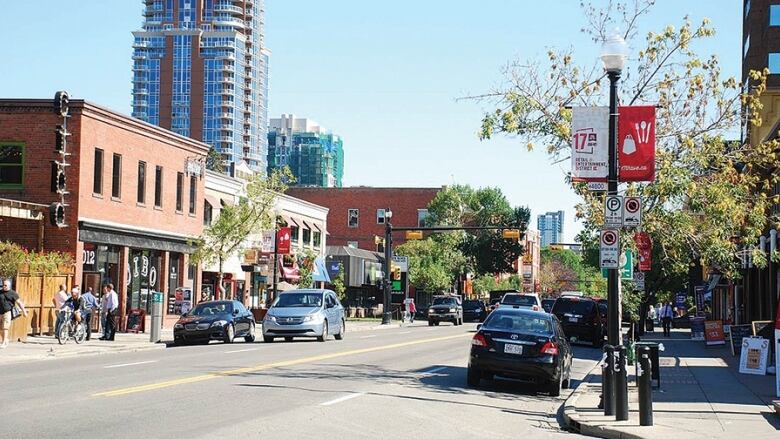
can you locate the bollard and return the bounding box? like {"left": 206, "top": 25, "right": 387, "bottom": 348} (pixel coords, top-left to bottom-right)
{"left": 603, "top": 344, "right": 615, "bottom": 416}
{"left": 614, "top": 344, "right": 629, "bottom": 421}
{"left": 636, "top": 345, "right": 654, "bottom": 426}
{"left": 150, "top": 292, "right": 163, "bottom": 343}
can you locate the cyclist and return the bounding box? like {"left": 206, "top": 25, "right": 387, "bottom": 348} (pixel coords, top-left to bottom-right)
{"left": 62, "top": 287, "right": 87, "bottom": 326}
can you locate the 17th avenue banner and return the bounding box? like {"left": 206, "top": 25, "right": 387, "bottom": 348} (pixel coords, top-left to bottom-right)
{"left": 571, "top": 107, "right": 609, "bottom": 182}
{"left": 618, "top": 106, "right": 656, "bottom": 182}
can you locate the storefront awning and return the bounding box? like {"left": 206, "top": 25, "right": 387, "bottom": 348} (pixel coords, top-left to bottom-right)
{"left": 302, "top": 220, "right": 311, "bottom": 230}
{"left": 79, "top": 220, "right": 196, "bottom": 254}
{"left": 204, "top": 194, "right": 221, "bottom": 209}
{"left": 312, "top": 223, "right": 322, "bottom": 232}
{"left": 312, "top": 256, "right": 331, "bottom": 283}
{"left": 288, "top": 217, "right": 300, "bottom": 228}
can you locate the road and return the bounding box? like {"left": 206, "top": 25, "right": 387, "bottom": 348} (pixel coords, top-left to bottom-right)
{"left": 1, "top": 323, "right": 601, "bottom": 438}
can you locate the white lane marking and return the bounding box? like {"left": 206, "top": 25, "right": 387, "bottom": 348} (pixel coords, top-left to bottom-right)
{"left": 359, "top": 335, "right": 377, "bottom": 339}
{"left": 320, "top": 392, "right": 365, "bottom": 406}
{"left": 421, "top": 366, "right": 448, "bottom": 374}
{"left": 104, "top": 360, "right": 157, "bottom": 369}
{"left": 225, "top": 348, "right": 259, "bottom": 354}
{"left": 398, "top": 331, "right": 411, "bottom": 334}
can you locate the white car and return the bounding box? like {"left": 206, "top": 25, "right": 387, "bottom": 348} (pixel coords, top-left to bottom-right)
{"left": 499, "top": 293, "right": 542, "bottom": 311}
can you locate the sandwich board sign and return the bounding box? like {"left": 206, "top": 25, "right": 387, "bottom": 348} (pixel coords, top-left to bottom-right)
{"left": 605, "top": 196, "right": 623, "bottom": 227}
{"left": 739, "top": 337, "right": 769, "bottom": 375}
{"left": 623, "top": 197, "right": 642, "bottom": 228}
{"left": 600, "top": 229, "right": 620, "bottom": 269}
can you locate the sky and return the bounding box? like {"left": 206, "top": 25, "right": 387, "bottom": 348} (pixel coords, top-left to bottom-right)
{"left": 0, "top": 1, "right": 741, "bottom": 242}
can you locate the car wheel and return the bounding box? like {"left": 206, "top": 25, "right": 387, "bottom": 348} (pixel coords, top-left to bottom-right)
{"left": 224, "top": 324, "right": 235, "bottom": 344}
{"left": 467, "top": 367, "right": 481, "bottom": 387}
{"left": 173, "top": 339, "right": 183, "bottom": 346}
{"left": 428, "top": 320, "right": 434, "bottom": 326}
{"left": 435, "top": 321, "right": 440, "bottom": 326}
{"left": 317, "top": 321, "right": 328, "bottom": 342}
{"left": 545, "top": 374, "right": 562, "bottom": 397}
{"left": 263, "top": 336, "right": 274, "bottom": 343}
{"left": 244, "top": 323, "right": 256, "bottom": 343}
{"left": 334, "top": 319, "right": 345, "bottom": 340}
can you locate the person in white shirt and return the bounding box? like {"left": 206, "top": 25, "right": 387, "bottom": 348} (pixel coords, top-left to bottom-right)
{"left": 100, "top": 284, "right": 119, "bottom": 341}
{"left": 52, "top": 284, "right": 68, "bottom": 335}
{"left": 660, "top": 301, "right": 674, "bottom": 337}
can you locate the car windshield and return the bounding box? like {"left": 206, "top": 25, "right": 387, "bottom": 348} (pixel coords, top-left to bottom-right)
{"left": 483, "top": 311, "right": 552, "bottom": 334}
{"left": 463, "top": 300, "right": 482, "bottom": 310}
{"left": 502, "top": 295, "right": 536, "bottom": 306}
{"left": 190, "top": 302, "right": 233, "bottom": 316}
{"left": 274, "top": 292, "right": 323, "bottom": 308}
{"left": 552, "top": 299, "right": 595, "bottom": 315}
{"left": 432, "top": 297, "right": 457, "bottom": 306}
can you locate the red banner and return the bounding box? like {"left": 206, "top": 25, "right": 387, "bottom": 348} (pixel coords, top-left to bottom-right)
{"left": 634, "top": 232, "right": 652, "bottom": 271}
{"left": 276, "top": 227, "right": 291, "bottom": 255}
{"left": 618, "top": 106, "right": 656, "bottom": 182}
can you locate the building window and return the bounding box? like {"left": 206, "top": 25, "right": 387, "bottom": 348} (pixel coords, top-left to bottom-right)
{"left": 154, "top": 166, "right": 163, "bottom": 208}
{"left": 303, "top": 228, "right": 312, "bottom": 246}
{"left": 769, "top": 53, "right": 780, "bottom": 74}
{"left": 137, "top": 161, "right": 146, "bottom": 204}
{"left": 771, "top": 5, "right": 780, "bottom": 25}
{"left": 347, "top": 241, "right": 358, "bottom": 249}
{"left": 417, "top": 209, "right": 430, "bottom": 227}
{"left": 111, "top": 153, "right": 122, "bottom": 198}
{"left": 290, "top": 226, "right": 299, "bottom": 242}
{"left": 313, "top": 231, "right": 321, "bottom": 247}
{"left": 204, "top": 201, "right": 213, "bottom": 226}
{"left": 376, "top": 208, "right": 386, "bottom": 224}
{"left": 188, "top": 175, "right": 197, "bottom": 215}
{"left": 348, "top": 209, "right": 359, "bottom": 228}
{"left": 0, "top": 142, "right": 23, "bottom": 189}
{"left": 93, "top": 148, "right": 103, "bottom": 195}
{"left": 176, "top": 172, "right": 184, "bottom": 212}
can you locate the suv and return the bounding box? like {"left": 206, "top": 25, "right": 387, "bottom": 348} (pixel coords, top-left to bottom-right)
{"left": 463, "top": 300, "right": 488, "bottom": 322}
{"left": 427, "top": 296, "right": 463, "bottom": 326}
{"left": 499, "top": 293, "right": 541, "bottom": 311}
{"left": 551, "top": 296, "right": 604, "bottom": 347}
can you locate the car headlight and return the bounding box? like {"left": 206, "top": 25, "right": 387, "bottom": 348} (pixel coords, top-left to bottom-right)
{"left": 174, "top": 323, "right": 183, "bottom": 329}
{"left": 265, "top": 315, "right": 277, "bottom": 322}
{"left": 449, "top": 308, "right": 456, "bottom": 313}
{"left": 303, "top": 314, "right": 322, "bottom": 322}
{"left": 428, "top": 309, "right": 434, "bottom": 313}
{"left": 210, "top": 320, "right": 227, "bottom": 328}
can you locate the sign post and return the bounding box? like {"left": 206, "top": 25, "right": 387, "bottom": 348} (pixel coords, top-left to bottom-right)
{"left": 600, "top": 229, "right": 620, "bottom": 269}
{"left": 775, "top": 299, "right": 780, "bottom": 396}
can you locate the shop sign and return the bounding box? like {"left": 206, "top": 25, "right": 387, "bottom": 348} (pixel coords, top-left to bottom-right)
{"left": 694, "top": 286, "right": 706, "bottom": 316}
{"left": 618, "top": 106, "right": 656, "bottom": 182}
{"left": 690, "top": 317, "right": 705, "bottom": 341}
{"left": 571, "top": 106, "right": 609, "bottom": 182}
{"left": 126, "top": 255, "right": 157, "bottom": 287}
{"left": 739, "top": 336, "right": 769, "bottom": 375}
{"left": 729, "top": 324, "right": 752, "bottom": 357}
{"left": 704, "top": 320, "right": 726, "bottom": 346}
{"left": 83, "top": 249, "right": 96, "bottom": 265}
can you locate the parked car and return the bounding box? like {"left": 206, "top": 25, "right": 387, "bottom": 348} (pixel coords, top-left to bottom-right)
{"left": 428, "top": 295, "right": 463, "bottom": 326}
{"left": 499, "top": 293, "right": 541, "bottom": 311}
{"left": 551, "top": 296, "right": 604, "bottom": 348}
{"left": 541, "top": 298, "right": 556, "bottom": 313}
{"left": 262, "top": 289, "right": 345, "bottom": 342}
{"left": 173, "top": 300, "right": 256, "bottom": 345}
{"left": 463, "top": 300, "right": 488, "bottom": 322}
{"left": 467, "top": 308, "right": 572, "bottom": 396}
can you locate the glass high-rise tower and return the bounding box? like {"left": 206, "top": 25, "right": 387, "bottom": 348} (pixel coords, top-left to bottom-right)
{"left": 131, "top": 0, "right": 268, "bottom": 174}
{"left": 537, "top": 210, "right": 565, "bottom": 248}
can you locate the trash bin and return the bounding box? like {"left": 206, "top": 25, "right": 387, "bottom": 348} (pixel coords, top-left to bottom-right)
{"left": 635, "top": 341, "right": 661, "bottom": 388}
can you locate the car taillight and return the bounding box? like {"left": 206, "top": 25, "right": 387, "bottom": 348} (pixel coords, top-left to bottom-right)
{"left": 541, "top": 341, "right": 559, "bottom": 355}
{"left": 472, "top": 334, "right": 488, "bottom": 347}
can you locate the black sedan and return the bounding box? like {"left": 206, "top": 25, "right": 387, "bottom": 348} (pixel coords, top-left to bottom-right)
{"left": 467, "top": 308, "right": 572, "bottom": 396}
{"left": 463, "top": 300, "right": 488, "bottom": 322}
{"left": 173, "top": 300, "right": 256, "bottom": 345}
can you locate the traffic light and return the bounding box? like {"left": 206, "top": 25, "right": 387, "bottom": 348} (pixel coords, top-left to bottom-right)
{"left": 391, "top": 265, "right": 401, "bottom": 281}
{"left": 405, "top": 230, "right": 423, "bottom": 240}
{"left": 54, "top": 91, "right": 69, "bottom": 117}
{"left": 49, "top": 202, "right": 65, "bottom": 227}
{"left": 502, "top": 229, "right": 521, "bottom": 239}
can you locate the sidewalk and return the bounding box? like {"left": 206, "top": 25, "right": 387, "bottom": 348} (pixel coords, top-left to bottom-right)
{"left": 0, "top": 319, "right": 428, "bottom": 365}
{"left": 564, "top": 329, "right": 780, "bottom": 439}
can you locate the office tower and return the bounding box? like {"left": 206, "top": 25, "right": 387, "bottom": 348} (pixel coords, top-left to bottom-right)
{"left": 268, "top": 114, "right": 344, "bottom": 187}
{"left": 537, "top": 210, "right": 564, "bottom": 247}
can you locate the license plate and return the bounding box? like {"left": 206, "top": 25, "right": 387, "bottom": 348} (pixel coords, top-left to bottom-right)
{"left": 569, "top": 317, "right": 579, "bottom": 323}
{"left": 504, "top": 344, "right": 523, "bottom": 355}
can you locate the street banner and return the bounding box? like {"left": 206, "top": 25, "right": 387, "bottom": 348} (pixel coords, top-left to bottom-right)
{"left": 276, "top": 227, "right": 291, "bottom": 255}
{"left": 260, "top": 231, "right": 275, "bottom": 253}
{"left": 704, "top": 320, "right": 726, "bottom": 346}
{"left": 571, "top": 106, "right": 609, "bottom": 182}
{"left": 634, "top": 232, "right": 652, "bottom": 271}
{"left": 739, "top": 337, "right": 769, "bottom": 375}
{"left": 599, "top": 229, "right": 620, "bottom": 269}
{"left": 618, "top": 106, "right": 656, "bottom": 182}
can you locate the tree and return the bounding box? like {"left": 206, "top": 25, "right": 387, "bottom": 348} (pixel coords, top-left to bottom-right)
{"left": 0, "top": 241, "right": 73, "bottom": 279}
{"left": 190, "top": 168, "right": 293, "bottom": 299}
{"left": 395, "top": 238, "right": 464, "bottom": 293}
{"left": 331, "top": 262, "right": 347, "bottom": 302}
{"left": 472, "top": 274, "right": 522, "bottom": 295}
{"left": 539, "top": 248, "right": 606, "bottom": 296}
{"left": 296, "top": 249, "right": 317, "bottom": 289}
{"left": 473, "top": 0, "right": 779, "bottom": 283}
{"left": 205, "top": 147, "right": 225, "bottom": 173}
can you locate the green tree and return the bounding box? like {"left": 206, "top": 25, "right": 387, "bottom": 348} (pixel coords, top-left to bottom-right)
{"left": 190, "top": 168, "right": 293, "bottom": 299}
{"left": 474, "top": 1, "right": 779, "bottom": 283}
{"left": 296, "top": 249, "right": 317, "bottom": 289}
{"left": 471, "top": 274, "right": 522, "bottom": 295}
{"left": 395, "top": 238, "right": 464, "bottom": 293}
{"left": 331, "top": 262, "right": 347, "bottom": 302}
{"left": 539, "top": 248, "right": 606, "bottom": 297}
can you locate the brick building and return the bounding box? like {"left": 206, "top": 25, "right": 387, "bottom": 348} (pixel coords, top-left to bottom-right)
{"left": 0, "top": 98, "right": 208, "bottom": 332}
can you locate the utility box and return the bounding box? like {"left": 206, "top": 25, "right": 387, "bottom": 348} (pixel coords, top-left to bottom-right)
{"left": 150, "top": 291, "right": 164, "bottom": 343}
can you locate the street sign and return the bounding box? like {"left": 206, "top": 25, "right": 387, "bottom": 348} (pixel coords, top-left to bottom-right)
{"left": 605, "top": 196, "right": 623, "bottom": 227}
{"left": 405, "top": 230, "right": 423, "bottom": 240}
{"left": 600, "top": 229, "right": 620, "bottom": 269}
{"left": 502, "top": 229, "right": 520, "bottom": 239}
{"left": 588, "top": 181, "right": 607, "bottom": 192}
{"left": 633, "top": 272, "right": 645, "bottom": 291}
{"left": 620, "top": 250, "right": 633, "bottom": 280}
{"left": 623, "top": 197, "right": 641, "bottom": 228}
{"left": 392, "top": 255, "right": 408, "bottom": 272}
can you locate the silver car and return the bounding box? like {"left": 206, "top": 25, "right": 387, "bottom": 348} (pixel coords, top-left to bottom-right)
{"left": 262, "top": 289, "right": 345, "bottom": 342}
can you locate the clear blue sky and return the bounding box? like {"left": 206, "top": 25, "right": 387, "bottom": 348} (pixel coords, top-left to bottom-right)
{"left": 0, "top": 1, "right": 740, "bottom": 241}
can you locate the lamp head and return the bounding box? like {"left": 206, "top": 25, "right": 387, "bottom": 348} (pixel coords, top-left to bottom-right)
{"left": 600, "top": 31, "right": 629, "bottom": 72}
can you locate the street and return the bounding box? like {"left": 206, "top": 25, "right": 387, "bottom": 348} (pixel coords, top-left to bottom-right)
{"left": 2, "top": 323, "right": 600, "bottom": 438}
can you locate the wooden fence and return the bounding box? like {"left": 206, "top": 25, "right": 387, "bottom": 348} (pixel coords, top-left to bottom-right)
{"left": 7, "top": 265, "right": 75, "bottom": 342}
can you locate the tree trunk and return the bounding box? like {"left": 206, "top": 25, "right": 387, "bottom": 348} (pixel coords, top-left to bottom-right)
{"left": 218, "top": 257, "right": 225, "bottom": 301}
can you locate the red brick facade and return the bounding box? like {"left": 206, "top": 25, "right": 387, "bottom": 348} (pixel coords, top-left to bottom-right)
{"left": 286, "top": 187, "right": 441, "bottom": 250}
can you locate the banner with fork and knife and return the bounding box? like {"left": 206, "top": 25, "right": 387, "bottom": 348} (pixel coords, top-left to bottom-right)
{"left": 618, "top": 106, "right": 656, "bottom": 182}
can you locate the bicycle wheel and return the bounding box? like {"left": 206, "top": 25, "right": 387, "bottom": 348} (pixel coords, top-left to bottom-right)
{"left": 74, "top": 323, "right": 86, "bottom": 344}
{"left": 57, "top": 324, "right": 70, "bottom": 345}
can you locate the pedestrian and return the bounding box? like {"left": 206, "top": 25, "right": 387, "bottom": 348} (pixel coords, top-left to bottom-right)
{"left": 52, "top": 284, "right": 68, "bottom": 336}
{"left": 408, "top": 299, "right": 416, "bottom": 323}
{"left": 660, "top": 301, "right": 674, "bottom": 337}
{"left": 82, "top": 286, "right": 99, "bottom": 341}
{"left": 100, "top": 284, "right": 119, "bottom": 341}
{"left": 0, "top": 278, "right": 28, "bottom": 348}
{"left": 646, "top": 305, "right": 656, "bottom": 332}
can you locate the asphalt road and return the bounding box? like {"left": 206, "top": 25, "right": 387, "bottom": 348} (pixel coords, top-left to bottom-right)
{"left": 1, "top": 322, "right": 601, "bottom": 438}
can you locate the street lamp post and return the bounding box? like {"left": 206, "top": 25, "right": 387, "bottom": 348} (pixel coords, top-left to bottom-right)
{"left": 382, "top": 208, "right": 394, "bottom": 325}
{"left": 601, "top": 31, "right": 629, "bottom": 421}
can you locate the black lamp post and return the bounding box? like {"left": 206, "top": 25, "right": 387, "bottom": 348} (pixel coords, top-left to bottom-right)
{"left": 382, "top": 209, "right": 393, "bottom": 324}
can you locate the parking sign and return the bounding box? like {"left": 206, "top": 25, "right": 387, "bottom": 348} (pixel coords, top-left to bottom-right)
{"left": 605, "top": 196, "right": 623, "bottom": 227}
{"left": 600, "top": 229, "right": 620, "bottom": 269}
{"left": 623, "top": 197, "right": 641, "bottom": 228}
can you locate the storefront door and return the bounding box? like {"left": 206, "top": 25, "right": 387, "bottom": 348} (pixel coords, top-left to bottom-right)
{"left": 126, "top": 249, "right": 161, "bottom": 314}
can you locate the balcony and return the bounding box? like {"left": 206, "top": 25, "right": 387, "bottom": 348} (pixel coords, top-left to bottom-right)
{"left": 133, "top": 41, "right": 149, "bottom": 48}
{"left": 220, "top": 88, "right": 234, "bottom": 96}
{"left": 132, "top": 53, "right": 148, "bottom": 60}
{"left": 212, "top": 16, "right": 245, "bottom": 29}
{"left": 134, "top": 100, "right": 149, "bottom": 107}
{"left": 133, "top": 88, "right": 149, "bottom": 95}
{"left": 214, "top": 3, "right": 243, "bottom": 15}
{"left": 221, "top": 62, "right": 235, "bottom": 72}
{"left": 219, "top": 113, "right": 234, "bottom": 120}
{"left": 133, "top": 65, "right": 150, "bottom": 72}
{"left": 132, "top": 111, "right": 148, "bottom": 119}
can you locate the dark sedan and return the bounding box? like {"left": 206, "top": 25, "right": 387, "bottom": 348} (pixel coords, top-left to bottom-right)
{"left": 467, "top": 308, "right": 572, "bottom": 396}
{"left": 463, "top": 300, "right": 488, "bottom": 322}
{"left": 173, "top": 300, "right": 256, "bottom": 345}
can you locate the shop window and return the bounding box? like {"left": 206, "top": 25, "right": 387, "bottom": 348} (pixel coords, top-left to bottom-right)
{"left": 137, "top": 161, "right": 146, "bottom": 204}
{"left": 189, "top": 175, "right": 197, "bottom": 214}
{"left": 176, "top": 172, "right": 184, "bottom": 212}
{"left": 348, "top": 209, "right": 359, "bottom": 228}
{"left": 417, "top": 209, "right": 430, "bottom": 227}
{"left": 313, "top": 231, "right": 321, "bottom": 247}
{"left": 377, "top": 208, "right": 386, "bottom": 224}
{"left": 0, "top": 142, "right": 24, "bottom": 189}
{"left": 111, "top": 153, "right": 122, "bottom": 198}
{"left": 290, "top": 225, "right": 299, "bottom": 242}
{"left": 204, "top": 200, "right": 213, "bottom": 226}
{"left": 154, "top": 166, "right": 163, "bottom": 208}
{"left": 93, "top": 148, "right": 103, "bottom": 195}
{"left": 303, "top": 228, "right": 311, "bottom": 246}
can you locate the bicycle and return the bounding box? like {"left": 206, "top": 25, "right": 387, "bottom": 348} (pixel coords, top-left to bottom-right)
{"left": 57, "top": 308, "right": 86, "bottom": 345}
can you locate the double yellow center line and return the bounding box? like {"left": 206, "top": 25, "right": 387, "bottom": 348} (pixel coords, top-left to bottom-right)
{"left": 93, "top": 333, "right": 469, "bottom": 397}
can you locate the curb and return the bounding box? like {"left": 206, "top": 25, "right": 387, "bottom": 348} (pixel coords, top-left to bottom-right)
{"left": 563, "top": 383, "right": 647, "bottom": 439}
{"left": 0, "top": 341, "right": 166, "bottom": 365}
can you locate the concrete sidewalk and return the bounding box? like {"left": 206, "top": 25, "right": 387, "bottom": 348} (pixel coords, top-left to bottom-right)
{"left": 564, "top": 329, "right": 780, "bottom": 439}
{"left": 0, "top": 319, "right": 429, "bottom": 365}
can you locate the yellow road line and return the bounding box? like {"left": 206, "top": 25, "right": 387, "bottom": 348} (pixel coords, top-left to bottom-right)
{"left": 93, "top": 333, "right": 469, "bottom": 397}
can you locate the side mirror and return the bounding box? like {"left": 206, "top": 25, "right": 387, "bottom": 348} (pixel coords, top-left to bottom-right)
{"left": 327, "top": 302, "right": 335, "bottom": 309}
{"left": 476, "top": 324, "right": 482, "bottom": 331}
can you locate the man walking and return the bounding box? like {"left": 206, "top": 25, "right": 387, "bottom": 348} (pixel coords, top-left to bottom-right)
{"left": 660, "top": 301, "right": 674, "bottom": 337}
{"left": 82, "top": 287, "right": 99, "bottom": 341}
{"left": 52, "top": 284, "right": 68, "bottom": 336}
{"left": 1, "top": 279, "right": 28, "bottom": 348}
{"left": 100, "top": 284, "right": 119, "bottom": 341}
